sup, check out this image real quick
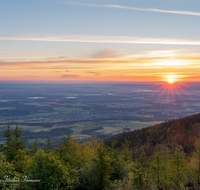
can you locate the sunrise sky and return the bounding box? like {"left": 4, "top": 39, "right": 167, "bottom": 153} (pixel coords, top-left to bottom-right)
{"left": 1, "top": 0, "right": 200, "bottom": 83}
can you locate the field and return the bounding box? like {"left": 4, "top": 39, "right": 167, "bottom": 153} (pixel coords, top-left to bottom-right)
{"left": 1, "top": 83, "right": 200, "bottom": 145}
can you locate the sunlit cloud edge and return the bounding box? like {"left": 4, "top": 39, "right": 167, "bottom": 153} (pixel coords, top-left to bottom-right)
{"left": 66, "top": 1, "right": 200, "bottom": 17}
{"left": 1, "top": 34, "right": 200, "bottom": 45}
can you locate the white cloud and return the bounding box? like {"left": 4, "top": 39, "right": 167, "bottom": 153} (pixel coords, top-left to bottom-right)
{"left": 1, "top": 33, "right": 200, "bottom": 46}
{"left": 66, "top": 1, "right": 200, "bottom": 17}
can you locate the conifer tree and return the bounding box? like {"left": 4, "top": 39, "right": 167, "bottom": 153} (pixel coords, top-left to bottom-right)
{"left": 0, "top": 124, "right": 13, "bottom": 161}
{"left": 93, "top": 140, "right": 113, "bottom": 190}
{"left": 161, "top": 146, "right": 170, "bottom": 181}
{"left": 28, "top": 138, "right": 40, "bottom": 156}
{"left": 168, "top": 148, "right": 187, "bottom": 189}
{"left": 121, "top": 138, "right": 132, "bottom": 163}
{"left": 138, "top": 152, "right": 151, "bottom": 188}
{"left": 28, "top": 150, "right": 71, "bottom": 190}
{"left": 131, "top": 160, "right": 145, "bottom": 189}
{"left": 190, "top": 134, "right": 200, "bottom": 186}
{"left": 44, "top": 138, "right": 51, "bottom": 153}
{"left": 11, "top": 124, "right": 27, "bottom": 159}
{"left": 150, "top": 148, "right": 164, "bottom": 186}
{"left": 0, "top": 124, "right": 27, "bottom": 162}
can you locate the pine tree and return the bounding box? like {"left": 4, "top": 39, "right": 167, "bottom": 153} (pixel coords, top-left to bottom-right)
{"left": 11, "top": 124, "right": 27, "bottom": 160}
{"left": 131, "top": 160, "right": 145, "bottom": 189}
{"left": 93, "top": 140, "right": 113, "bottom": 190}
{"left": 121, "top": 138, "right": 132, "bottom": 163}
{"left": 0, "top": 124, "right": 27, "bottom": 162}
{"left": 168, "top": 148, "right": 186, "bottom": 189}
{"left": 26, "top": 137, "right": 41, "bottom": 157}
{"left": 28, "top": 150, "right": 71, "bottom": 190}
{"left": 161, "top": 146, "right": 170, "bottom": 182}
{"left": 150, "top": 148, "right": 164, "bottom": 186}
{"left": 0, "top": 124, "right": 13, "bottom": 161}
{"left": 190, "top": 134, "right": 200, "bottom": 186}
{"left": 44, "top": 138, "right": 51, "bottom": 153}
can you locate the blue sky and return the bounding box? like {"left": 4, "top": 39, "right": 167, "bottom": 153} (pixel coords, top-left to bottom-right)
{"left": 1, "top": 0, "right": 200, "bottom": 82}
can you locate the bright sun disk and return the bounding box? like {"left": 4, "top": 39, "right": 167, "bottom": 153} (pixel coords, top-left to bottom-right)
{"left": 168, "top": 78, "right": 175, "bottom": 83}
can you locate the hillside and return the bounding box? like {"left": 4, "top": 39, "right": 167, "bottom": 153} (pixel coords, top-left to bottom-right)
{"left": 105, "top": 113, "right": 200, "bottom": 157}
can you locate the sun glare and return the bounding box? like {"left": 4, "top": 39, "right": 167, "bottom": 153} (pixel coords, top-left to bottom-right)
{"left": 165, "top": 74, "right": 177, "bottom": 84}
{"left": 161, "top": 73, "right": 182, "bottom": 84}
{"left": 168, "top": 78, "right": 174, "bottom": 84}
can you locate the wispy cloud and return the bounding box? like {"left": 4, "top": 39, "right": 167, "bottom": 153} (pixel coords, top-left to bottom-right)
{"left": 66, "top": 1, "right": 200, "bottom": 17}
{"left": 92, "top": 49, "right": 127, "bottom": 58}
{"left": 1, "top": 33, "right": 200, "bottom": 45}
{"left": 60, "top": 74, "right": 80, "bottom": 78}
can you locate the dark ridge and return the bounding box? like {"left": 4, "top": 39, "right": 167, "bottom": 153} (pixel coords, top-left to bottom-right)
{"left": 105, "top": 113, "right": 200, "bottom": 157}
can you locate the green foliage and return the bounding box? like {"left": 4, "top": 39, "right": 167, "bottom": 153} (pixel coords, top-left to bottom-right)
{"left": 0, "top": 124, "right": 27, "bottom": 162}
{"left": 28, "top": 150, "right": 71, "bottom": 190}
{"left": 131, "top": 161, "right": 145, "bottom": 189}
{"left": 3, "top": 123, "right": 200, "bottom": 189}
{"left": 44, "top": 138, "right": 52, "bottom": 154}
{"left": 27, "top": 138, "right": 40, "bottom": 156}
{"left": 12, "top": 149, "right": 30, "bottom": 174}
{"left": 93, "top": 140, "right": 113, "bottom": 190}
{"left": 121, "top": 138, "right": 132, "bottom": 163}
{"left": 0, "top": 154, "right": 20, "bottom": 190}
{"left": 168, "top": 148, "right": 187, "bottom": 189}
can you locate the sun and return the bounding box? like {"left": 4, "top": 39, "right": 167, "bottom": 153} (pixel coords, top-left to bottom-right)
{"left": 168, "top": 78, "right": 175, "bottom": 84}
{"left": 166, "top": 74, "right": 176, "bottom": 84}
{"left": 160, "top": 73, "right": 186, "bottom": 84}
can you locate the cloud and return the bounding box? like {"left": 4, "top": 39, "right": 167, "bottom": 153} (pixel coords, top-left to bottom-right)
{"left": 66, "top": 1, "right": 200, "bottom": 17}
{"left": 93, "top": 49, "right": 126, "bottom": 58}
{"left": 47, "top": 56, "right": 69, "bottom": 60}
{"left": 60, "top": 74, "right": 80, "bottom": 78}
{"left": 1, "top": 49, "right": 200, "bottom": 75}
{"left": 87, "top": 71, "right": 102, "bottom": 76}
{"left": 1, "top": 33, "right": 200, "bottom": 45}
{"left": 24, "top": 75, "right": 36, "bottom": 77}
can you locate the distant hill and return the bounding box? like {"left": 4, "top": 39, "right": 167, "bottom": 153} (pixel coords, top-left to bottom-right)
{"left": 105, "top": 113, "right": 200, "bottom": 157}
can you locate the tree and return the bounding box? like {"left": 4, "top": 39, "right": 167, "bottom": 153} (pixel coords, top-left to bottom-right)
{"left": 28, "top": 138, "right": 40, "bottom": 156}
{"left": 93, "top": 140, "right": 113, "bottom": 190}
{"left": 150, "top": 148, "right": 164, "bottom": 186}
{"left": 160, "top": 146, "right": 171, "bottom": 182}
{"left": 121, "top": 138, "right": 132, "bottom": 163}
{"left": 168, "top": 148, "right": 187, "bottom": 189}
{"left": 138, "top": 152, "right": 151, "bottom": 189}
{"left": 44, "top": 138, "right": 52, "bottom": 154}
{"left": 11, "top": 149, "right": 30, "bottom": 174}
{"left": 0, "top": 124, "right": 27, "bottom": 162}
{"left": 131, "top": 160, "right": 145, "bottom": 189}
{"left": 190, "top": 134, "right": 200, "bottom": 186}
{"left": 0, "top": 124, "right": 13, "bottom": 161}
{"left": 28, "top": 150, "right": 71, "bottom": 190}
{"left": 11, "top": 124, "right": 27, "bottom": 159}
{"left": 0, "top": 154, "right": 20, "bottom": 190}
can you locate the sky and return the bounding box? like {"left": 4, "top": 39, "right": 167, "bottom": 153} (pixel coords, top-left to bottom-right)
{"left": 1, "top": 0, "right": 200, "bottom": 83}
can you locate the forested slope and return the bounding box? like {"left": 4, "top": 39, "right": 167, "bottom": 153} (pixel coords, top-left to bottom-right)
{"left": 105, "top": 113, "right": 200, "bottom": 157}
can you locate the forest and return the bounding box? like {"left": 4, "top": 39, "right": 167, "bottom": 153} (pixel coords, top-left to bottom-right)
{"left": 2, "top": 112, "right": 200, "bottom": 189}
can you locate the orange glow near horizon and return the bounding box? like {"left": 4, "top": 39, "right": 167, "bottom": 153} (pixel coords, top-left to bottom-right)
{"left": 0, "top": 55, "right": 199, "bottom": 82}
